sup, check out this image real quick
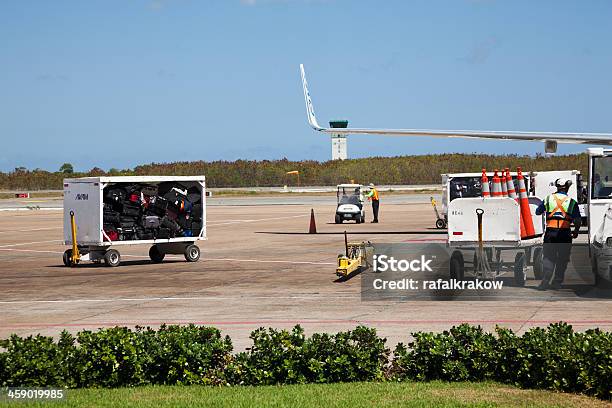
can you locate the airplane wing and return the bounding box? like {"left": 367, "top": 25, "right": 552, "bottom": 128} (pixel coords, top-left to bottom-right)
{"left": 300, "top": 64, "right": 612, "bottom": 151}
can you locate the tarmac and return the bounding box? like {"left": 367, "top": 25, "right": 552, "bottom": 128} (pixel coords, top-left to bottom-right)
{"left": 1, "top": 193, "right": 611, "bottom": 351}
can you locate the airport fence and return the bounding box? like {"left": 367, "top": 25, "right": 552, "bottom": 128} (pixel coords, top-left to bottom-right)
{"left": 0, "top": 323, "right": 610, "bottom": 399}
{"left": 0, "top": 154, "right": 588, "bottom": 190}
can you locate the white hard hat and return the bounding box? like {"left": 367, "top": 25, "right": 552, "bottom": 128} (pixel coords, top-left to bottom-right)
{"left": 555, "top": 178, "right": 572, "bottom": 188}
{"left": 369, "top": 183, "right": 375, "bottom": 188}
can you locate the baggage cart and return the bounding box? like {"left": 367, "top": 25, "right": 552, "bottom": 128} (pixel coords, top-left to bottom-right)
{"left": 62, "top": 176, "right": 206, "bottom": 267}
{"left": 447, "top": 197, "right": 544, "bottom": 286}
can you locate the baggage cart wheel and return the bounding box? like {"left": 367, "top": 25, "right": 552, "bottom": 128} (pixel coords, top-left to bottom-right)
{"left": 361, "top": 214, "right": 366, "bottom": 223}
{"left": 514, "top": 252, "right": 526, "bottom": 287}
{"left": 184, "top": 244, "right": 200, "bottom": 262}
{"left": 450, "top": 251, "right": 464, "bottom": 281}
{"left": 335, "top": 214, "right": 342, "bottom": 224}
{"left": 62, "top": 249, "right": 73, "bottom": 267}
{"left": 356, "top": 216, "right": 361, "bottom": 224}
{"left": 532, "top": 247, "right": 543, "bottom": 280}
{"left": 149, "top": 245, "right": 165, "bottom": 263}
{"left": 435, "top": 219, "right": 446, "bottom": 229}
{"left": 104, "top": 249, "right": 121, "bottom": 267}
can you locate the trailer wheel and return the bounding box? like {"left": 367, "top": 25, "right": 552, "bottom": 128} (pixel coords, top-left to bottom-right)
{"left": 514, "top": 252, "right": 526, "bottom": 287}
{"left": 104, "top": 249, "right": 121, "bottom": 267}
{"left": 450, "top": 251, "right": 464, "bottom": 280}
{"left": 356, "top": 216, "right": 361, "bottom": 224}
{"left": 184, "top": 244, "right": 200, "bottom": 262}
{"left": 149, "top": 245, "right": 165, "bottom": 263}
{"left": 335, "top": 214, "right": 342, "bottom": 224}
{"left": 361, "top": 214, "right": 366, "bottom": 223}
{"left": 62, "top": 249, "right": 73, "bottom": 267}
{"left": 435, "top": 219, "right": 446, "bottom": 229}
{"left": 532, "top": 247, "right": 543, "bottom": 280}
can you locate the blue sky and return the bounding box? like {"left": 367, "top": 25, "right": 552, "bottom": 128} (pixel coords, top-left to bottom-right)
{"left": 1, "top": 0, "right": 611, "bottom": 172}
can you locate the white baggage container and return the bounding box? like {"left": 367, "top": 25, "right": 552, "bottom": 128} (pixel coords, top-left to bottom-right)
{"left": 63, "top": 176, "right": 206, "bottom": 267}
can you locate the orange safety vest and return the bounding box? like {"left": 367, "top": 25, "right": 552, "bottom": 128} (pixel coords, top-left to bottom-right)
{"left": 369, "top": 188, "right": 379, "bottom": 201}
{"left": 545, "top": 194, "right": 574, "bottom": 230}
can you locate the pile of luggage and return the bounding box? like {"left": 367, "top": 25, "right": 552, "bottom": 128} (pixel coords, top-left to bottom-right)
{"left": 102, "top": 182, "right": 203, "bottom": 241}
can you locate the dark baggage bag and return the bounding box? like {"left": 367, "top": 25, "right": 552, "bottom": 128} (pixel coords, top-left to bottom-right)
{"left": 122, "top": 202, "right": 141, "bottom": 217}
{"left": 150, "top": 197, "right": 169, "bottom": 216}
{"left": 161, "top": 216, "right": 182, "bottom": 233}
{"left": 103, "top": 210, "right": 121, "bottom": 225}
{"left": 156, "top": 228, "right": 172, "bottom": 239}
{"left": 141, "top": 185, "right": 158, "bottom": 197}
{"left": 142, "top": 215, "right": 161, "bottom": 229}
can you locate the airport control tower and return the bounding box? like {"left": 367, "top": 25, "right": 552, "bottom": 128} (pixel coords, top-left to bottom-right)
{"left": 330, "top": 120, "right": 348, "bottom": 160}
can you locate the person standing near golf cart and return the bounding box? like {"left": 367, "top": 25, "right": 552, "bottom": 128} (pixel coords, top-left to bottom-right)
{"left": 367, "top": 183, "right": 380, "bottom": 223}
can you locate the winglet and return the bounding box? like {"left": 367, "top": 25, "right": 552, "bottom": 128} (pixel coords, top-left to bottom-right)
{"left": 300, "top": 64, "right": 322, "bottom": 130}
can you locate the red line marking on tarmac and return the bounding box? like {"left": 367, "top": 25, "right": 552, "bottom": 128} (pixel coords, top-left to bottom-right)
{"left": 4, "top": 319, "right": 612, "bottom": 330}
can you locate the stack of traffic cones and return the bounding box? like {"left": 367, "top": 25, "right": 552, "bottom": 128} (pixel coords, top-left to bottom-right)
{"left": 481, "top": 168, "right": 490, "bottom": 198}
{"left": 517, "top": 167, "right": 535, "bottom": 239}
{"left": 492, "top": 170, "right": 503, "bottom": 197}
{"left": 500, "top": 171, "right": 508, "bottom": 197}
{"left": 505, "top": 168, "right": 516, "bottom": 199}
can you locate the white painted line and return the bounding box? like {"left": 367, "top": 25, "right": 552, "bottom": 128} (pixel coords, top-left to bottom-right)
{"left": 0, "top": 227, "right": 61, "bottom": 234}
{"left": 0, "top": 208, "right": 62, "bottom": 212}
{"left": 0, "top": 247, "right": 334, "bottom": 265}
{"left": 0, "top": 240, "right": 63, "bottom": 248}
{"left": 208, "top": 214, "right": 307, "bottom": 226}
{"left": 0, "top": 294, "right": 352, "bottom": 305}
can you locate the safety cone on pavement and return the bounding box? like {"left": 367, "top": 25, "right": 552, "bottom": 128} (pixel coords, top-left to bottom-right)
{"left": 492, "top": 170, "right": 503, "bottom": 197}
{"left": 517, "top": 167, "right": 535, "bottom": 238}
{"left": 505, "top": 168, "right": 517, "bottom": 199}
{"left": 481, "top": 168, "right": 490, "bottom": 198}
{"left": 309, "top": 208, "right": 317, "bottom": 234}
{"left": 500, "top": 171, "right": 508, "bottom": 197}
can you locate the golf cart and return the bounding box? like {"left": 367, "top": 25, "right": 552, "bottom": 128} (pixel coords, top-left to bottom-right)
{"left": 335, "top": 184, "right": 366, "bottom": 224}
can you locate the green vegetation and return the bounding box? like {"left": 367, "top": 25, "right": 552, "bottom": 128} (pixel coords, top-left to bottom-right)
{"left": 2, "top": 382, "right": 608, "bottom": 408}
{"left": 0, "top": 153, "right": 588, "bottom": 190}
{"left": 0, "top": 323, "right": 610, "bottom": 400}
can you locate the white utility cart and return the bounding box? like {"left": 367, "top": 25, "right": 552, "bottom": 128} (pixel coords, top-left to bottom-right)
{"left": 63, "top": 176, "right": 206, "bottom": 267}
{"left": 447, "top": 197, "right": 544, "bottom": 286}
{"left": 335, "top": 184, "right": 366, "bottom": 224}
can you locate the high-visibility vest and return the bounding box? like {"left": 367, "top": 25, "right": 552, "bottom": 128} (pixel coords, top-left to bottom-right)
{"left": 544, "top": 193, "right": 575, "bottom": 230}
{"left": 369, "top": 188, "right": 379, "bottom": 201}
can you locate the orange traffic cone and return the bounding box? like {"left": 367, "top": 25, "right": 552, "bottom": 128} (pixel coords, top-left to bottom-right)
{"left": 481, "top": 168, "right": 490, "bottom": 198}
{"left": 505, "top": 168, "right": 516, "bottom": 199}
{"left": 517, "top": 167, "right": 535, "bottom": 239}
{"left": 492, "top": 170, "right": 503, "bottom": 197}
{"left": 309, "top": 208, "right": 317, "bottom": 234}
{"left": 500, "top": 171, "right": 508, "bottom": 197}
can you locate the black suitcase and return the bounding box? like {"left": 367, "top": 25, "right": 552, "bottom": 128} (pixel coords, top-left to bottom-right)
{"left": 150, "top": 197, "right": 169, "bottom": 216}
{"left": 122, "top": 202, "right": 141, "bottom": 217}
{"left": 161, "top": 216, "right": 182, "bottom": 232}
{"left": 156, "top": 228, "right": 172, "bottom": 239}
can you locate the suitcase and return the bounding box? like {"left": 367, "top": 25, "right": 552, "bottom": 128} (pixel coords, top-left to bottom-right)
{"left": 104, "top": 229, "right": 119, "bottom": 241}
{"left": 104, "top": 187, "right": 127, "bottom": 204}
{"left": 122, "top": 202, "right": 141, "bottom": 217}
{"left": 156, "top": 228, "right": 172, "bottom": 239}
{"left": 150, "top": 197, "right": 169, "bottom": 216}
{"left": 141, "top": 185, "right": 158, "bottom": 197}
{"left": 103, "top": 210, "right": 121, "bottom": 225}
{"left": 161, "top": 216, "right": 182, "bottom": 233}
{"left": 142, "top": 215, "right": 161, "bottom": 229}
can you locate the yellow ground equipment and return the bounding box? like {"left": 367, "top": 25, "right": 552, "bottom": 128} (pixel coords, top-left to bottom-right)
{"left": 63, "top": 210, "right": 81, "bottom": 267}
{"left": 431, "top": 196, "right": 447, "bottom": 229}
{"left": 336, "top": 231, "right": 374, "bottom": 277}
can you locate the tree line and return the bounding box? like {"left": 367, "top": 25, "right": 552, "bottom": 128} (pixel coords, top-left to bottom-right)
{"left": 0, "top": 153, "right": 588, "bottom": 191}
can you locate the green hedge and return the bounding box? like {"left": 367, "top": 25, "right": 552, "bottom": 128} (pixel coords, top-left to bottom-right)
{"left": 0, "top": 323, "right": 610, "bottom": 400}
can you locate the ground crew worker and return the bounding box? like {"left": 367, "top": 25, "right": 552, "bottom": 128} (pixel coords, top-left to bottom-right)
{"left": 367, "top": 183, "right": 380, "bottom": 223}
{"left": 535, "top": 178, "right": 581, "bottom": 290}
